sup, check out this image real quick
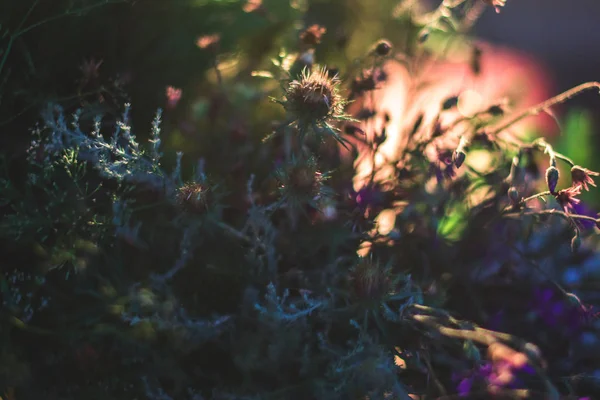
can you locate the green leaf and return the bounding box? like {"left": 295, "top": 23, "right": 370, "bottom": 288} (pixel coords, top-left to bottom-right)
{"left": 556, "top": 109, "right": 593, "bottom": 165}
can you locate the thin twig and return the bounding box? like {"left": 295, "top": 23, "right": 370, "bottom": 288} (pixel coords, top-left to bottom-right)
{"left": 490, "top": 82, "right": 600, "bottom": 135}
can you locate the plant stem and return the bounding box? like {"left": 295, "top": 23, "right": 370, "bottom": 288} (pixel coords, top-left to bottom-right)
{"left": 491, "top": 81, "right": 600, "bottom": 135}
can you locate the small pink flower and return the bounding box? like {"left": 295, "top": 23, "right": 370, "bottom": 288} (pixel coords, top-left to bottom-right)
{"left": 555, "top": 186, "right": 582, "bottom": 213}
{"left": 571, "top": 165, "right": 599, "bottom": 191}
{"left": 166, "top": 86, "right": 182, "bottom": 109}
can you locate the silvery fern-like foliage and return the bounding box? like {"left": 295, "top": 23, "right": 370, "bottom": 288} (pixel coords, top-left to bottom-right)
{"left": 36, "top": 103, "right": 179, "bottom": 194}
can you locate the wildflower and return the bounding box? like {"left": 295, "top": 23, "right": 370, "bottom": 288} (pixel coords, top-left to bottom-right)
{"left": 545, "top": 165, "right": 559, "bottom": 193}
{"left": 299, "top": 24, "right": 326, "bottom": 46}
{"left": 165, "top": 86, "right": 182, "bottom": 109}
{"left": 483, "top": 0, "right": 507, "bottom": 13}
{"left": 571, "top": 165, "right": 599, "bottom": 191}
{"left": 278, "top": 66, "right": 350, "bottom": 147}
{"left": 196, "top": 34, "right": 220, "bottom": 51}
{"left": 555, "top": 186, "right": 581, "bottom": 213}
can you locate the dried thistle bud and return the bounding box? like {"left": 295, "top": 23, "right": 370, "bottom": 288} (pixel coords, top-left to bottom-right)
{"left": 275, "top": 156, "right": 327, "bottom": 199}
{"left": 545, "top": 166, "right": 559, "bottom": 193}
{"left": 373, "top": 39, "right": 392, "bottom": 56}
{"left": 300, "top": 24, "right": 326, "bottom": 46}
{"left": 176, "top": 182, "right": 212, "bottom": 214}
{"left": 508, "top": 187, "right": 520, "bottom": 205}
{"left": 571, "top": 232, "right": 581, "bottom": 253}
{"left": 283, "top": 66, "right": 344, "bottom": 123}
{"left": 571, "top": 165, "right": 599, "bottom": 191}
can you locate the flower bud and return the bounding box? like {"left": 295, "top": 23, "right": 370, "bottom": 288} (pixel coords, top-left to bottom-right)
{"left": 545, "top": 166, "right": 559, "bottom": 193}
{"left": 453, "top": 150, "right": 466, "bottom": 169}
{"left": 508, "top": 187, "right": 519, "bottom": 205}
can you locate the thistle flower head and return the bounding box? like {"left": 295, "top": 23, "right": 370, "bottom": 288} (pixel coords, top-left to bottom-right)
{"left": 283, "top": 66, "right": 344, "bottom": 123}
{"left": 571, "top": 165, "right": 599, "bottom": 191}
{"left": 274, "top": 155, "right": 333, "bottom": 217}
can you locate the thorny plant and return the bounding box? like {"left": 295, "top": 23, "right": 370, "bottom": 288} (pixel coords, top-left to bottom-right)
{"left": 1, "top": 0, "right": 600, "bottom": 399}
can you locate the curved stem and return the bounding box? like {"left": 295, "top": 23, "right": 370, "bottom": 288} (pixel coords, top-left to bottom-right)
{"left": 491, "top": 81, "right": 600, "bottom": 135}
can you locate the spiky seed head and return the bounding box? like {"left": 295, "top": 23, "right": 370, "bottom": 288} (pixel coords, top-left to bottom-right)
{"left": 284, "top": 67, "right": 344, "bottom": 122}
{"left": 176, "top": 182, "right": 212, "bottom": 213}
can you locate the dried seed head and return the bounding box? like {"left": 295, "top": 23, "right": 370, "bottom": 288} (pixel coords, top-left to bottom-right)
{"left": 545, "top": 166, "right": 559, "bottom": 193}
{"left": 571, "top": 165, "right": 599, "bottom": 191}
{"left": 284, "top": 67, "right": 344, "bottom": 122}
{"left": 176, "top": 182, "right": 212, "bottom": 213}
